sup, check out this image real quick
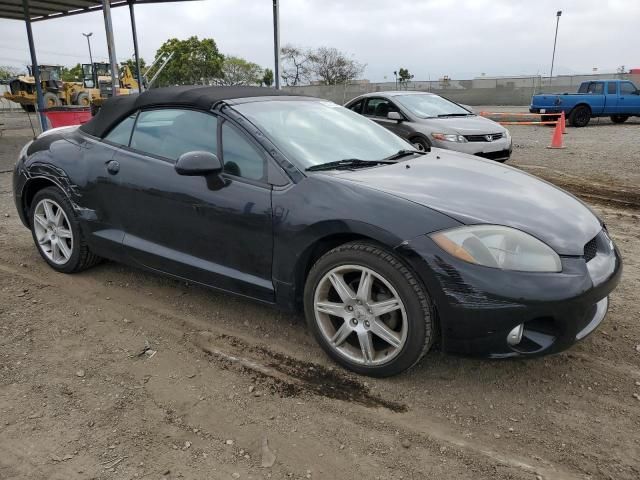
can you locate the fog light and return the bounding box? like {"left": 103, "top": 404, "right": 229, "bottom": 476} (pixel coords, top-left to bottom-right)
{"left": 507, "top": 324, "right": 524, "bottom": 346}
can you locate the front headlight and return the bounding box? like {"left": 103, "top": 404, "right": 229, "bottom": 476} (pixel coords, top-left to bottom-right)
{"left": 430, "top": 225, "right": 561, "bottom": 272}
{"left": 431, "top": 133, "right": 467, "bottom": 143}
{"left": 502, "top": 129, "right": 511, "bottom": 139}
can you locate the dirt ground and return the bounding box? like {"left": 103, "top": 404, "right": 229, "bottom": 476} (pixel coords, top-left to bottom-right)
{"left": 1, "top": 110, "right": 639, "bottom": 480}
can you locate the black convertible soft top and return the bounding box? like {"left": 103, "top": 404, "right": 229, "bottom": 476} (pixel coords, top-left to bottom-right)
{"left": 80, "top": 85, "right": 303, "bottom": 138}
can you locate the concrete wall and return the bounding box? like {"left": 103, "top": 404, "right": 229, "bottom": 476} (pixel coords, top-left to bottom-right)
{"left": 0, "top": 84, "right": 21, "bottom": 111}
{"left": 283, "top": 73, "right": 640, "bottom": 106}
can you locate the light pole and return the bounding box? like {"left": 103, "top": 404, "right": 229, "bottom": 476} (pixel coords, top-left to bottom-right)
{"left": 393, "top": 71, "right": 398, "bottom": 89}
{"left": 549, "top": 10, "right": 562, "bottom": 85}
{"left": 82, "top": 32, "right": 94, "bottom": 86}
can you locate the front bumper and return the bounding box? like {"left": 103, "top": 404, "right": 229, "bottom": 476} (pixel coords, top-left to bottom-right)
{"left": 397, "top": 230, "right": 622, "bottom": 358}
{"left": 431, "top": 137, "right": 512, "bottom": 161}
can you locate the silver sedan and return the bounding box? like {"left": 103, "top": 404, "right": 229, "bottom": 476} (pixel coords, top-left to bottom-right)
{"left": 345, "top": 91, "right": 512, "bottom": 162}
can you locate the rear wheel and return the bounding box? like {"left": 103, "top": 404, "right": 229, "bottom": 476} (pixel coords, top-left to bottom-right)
{"left": 569, "top": 105, "right": 591, "bottom": 127}
{"left": 29, "top": 187, "right": 100, "bottom": 273}
{"left": 304, "top": 242, "right": 434, "bottom": 377}
{"left": 610, "top": 114, "right": 629, "bottom": 124}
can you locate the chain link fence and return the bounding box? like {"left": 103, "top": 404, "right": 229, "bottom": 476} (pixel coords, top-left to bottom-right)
{"left": 283, "top": 73, "right": 640, "bottom": 106}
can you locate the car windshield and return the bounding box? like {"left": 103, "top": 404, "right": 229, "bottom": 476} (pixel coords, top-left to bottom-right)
{"left": 231, "top": 100, "right": 412, "bottom": 169}
{"left": 393, "top": 94, "right": 471, "bottom": 118}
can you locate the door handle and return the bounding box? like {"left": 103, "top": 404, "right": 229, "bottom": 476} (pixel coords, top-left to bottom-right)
{"left": 106, "top": 160, "right": 120, "bottom": 174}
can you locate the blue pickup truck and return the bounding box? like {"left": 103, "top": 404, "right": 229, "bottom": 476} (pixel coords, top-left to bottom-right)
{"left": 530, "top": 79, "right": 640, "bottom": 127}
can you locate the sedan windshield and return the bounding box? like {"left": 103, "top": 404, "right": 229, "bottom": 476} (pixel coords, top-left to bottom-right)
{"left": 232, "top": 100, "right": 412, "bottom": 169}
{"left": 394, "top": 94, "right": 471, "bottom": 119}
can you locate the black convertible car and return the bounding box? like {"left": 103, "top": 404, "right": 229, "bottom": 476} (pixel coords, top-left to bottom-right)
{"left": 13, "top": 86, "right": 621, "bottom": 377}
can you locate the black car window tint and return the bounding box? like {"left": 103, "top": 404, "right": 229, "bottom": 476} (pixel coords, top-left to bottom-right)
{"left": 130, "top": 109, "right": 217, "bottom": 161}
{"left": 221, "top": 122, "right": 266, "bottom": 181}
{"left": 607, "top": 82, "right": 617, "bottom": 94}
{"left": 348, "top": 100, "right": 363, "bottom": 113}
{"left": 104, "top": 114, "right": 136, "bottom": 146}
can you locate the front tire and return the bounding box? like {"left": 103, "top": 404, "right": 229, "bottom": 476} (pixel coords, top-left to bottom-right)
{"left": 569, "top": 105, "right": 591, "bottom": 127}
{"left": 29, "top": 187, "right": 100, "bottom": 273}
{"left": 610, "top": 115, "right": 629, "bottom": 124}
{"left": 304, "top": 242, "right": 434, "bottom": 377}
{"left": 410, "top": 137, "right": 431, "bottom": 152}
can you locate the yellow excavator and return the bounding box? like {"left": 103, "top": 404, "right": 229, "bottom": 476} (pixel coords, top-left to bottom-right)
{"left": 3, "top": 63, "right": 139, "bottom": 111}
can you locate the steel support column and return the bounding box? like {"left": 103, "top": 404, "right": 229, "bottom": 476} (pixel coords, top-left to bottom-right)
{"left": 102, "top": 0, "right": 120, "bottom": 95}
{"left": 128, "top": 0, "right": 143, "bottom": 91}
{"left": 272, "top": 0, "right": 280, "bottom": 89}
{"left": 22, "top": 0, "right": 47, "bottom": 131}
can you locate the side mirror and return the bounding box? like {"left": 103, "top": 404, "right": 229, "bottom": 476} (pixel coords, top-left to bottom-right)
{"left": 387, "top": 111, "right": 403, "bottom": 122}
{"left": 175, "top": 151, "right": 222, "bottom": 176}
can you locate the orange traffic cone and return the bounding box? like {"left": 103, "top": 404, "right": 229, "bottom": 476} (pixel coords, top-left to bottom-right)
{"left": 561, "top": 111, "right": 567, "bottom": 134}
{"left": 547, "top": 120, "right": 566, "bottom": 149}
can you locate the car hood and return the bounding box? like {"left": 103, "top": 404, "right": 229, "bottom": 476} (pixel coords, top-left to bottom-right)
{"left": 336, "top": 150, "right": 601, "bottom": 255}
{"left": 416, "top": 115, "right": 505, "bottom": 135}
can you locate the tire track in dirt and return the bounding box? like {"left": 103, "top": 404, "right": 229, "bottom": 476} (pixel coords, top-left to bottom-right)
{"left": 0, "top": 261, "right": 601, "bottom": 479}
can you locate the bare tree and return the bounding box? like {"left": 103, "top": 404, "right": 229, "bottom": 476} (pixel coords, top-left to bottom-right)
{"left": 280, "top": 44, "right": 312, "bottom": 86}
{"left": 308, "top": 47, "right": 365, "bottom": 85}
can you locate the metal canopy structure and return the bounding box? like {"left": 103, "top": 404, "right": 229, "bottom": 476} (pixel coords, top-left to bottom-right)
{"left": 0, "top": 0, "right": 282, "bottom": 131}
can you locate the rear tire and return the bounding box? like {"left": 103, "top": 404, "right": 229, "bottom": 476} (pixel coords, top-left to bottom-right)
{"left": 610, "top": 115, "right": 629, "bottom": 124}
{"left": 303, "top": 241, "right": 434, "bottom": 377}
{"left": 29, "top": 187, "right": 101, "bottom": 273}
{"left": 569, "top": 105, "right": 591, "bottom": 127}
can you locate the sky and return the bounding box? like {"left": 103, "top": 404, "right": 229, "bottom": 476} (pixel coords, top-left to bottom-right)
{"left": 1, "top": 0, "right": 639, "bottom": 81}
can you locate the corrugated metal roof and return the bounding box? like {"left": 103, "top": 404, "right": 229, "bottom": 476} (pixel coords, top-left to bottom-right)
{"left": 0, "top": 0, "right": 196, "bottom": 22}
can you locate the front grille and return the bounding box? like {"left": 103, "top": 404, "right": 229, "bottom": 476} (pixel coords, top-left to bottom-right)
{"left": 584, "top": 236, "right": 598, "bottom": 262}
{"left": 465, "top": 133, "right": 504, "bottom": 142}
{"left": 474, "top": 149, "right": 511, "bottom": 160}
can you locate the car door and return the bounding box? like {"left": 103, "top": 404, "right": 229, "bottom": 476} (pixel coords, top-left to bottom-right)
{"left": 604, "top": 81, "right": 618, "bottom": 114}
{"left": 76, "top": 112, "right": 138, "bottom": 260}
{"left": 617, "top": 81, "right": 640, "bottom": 114}
{"left": 584, "top": 82, "right": 606, "bottom": 114}
{"left": 362, "top": 97, "right": 413, "bottom": 139}
{"left": 109, "top": 108, "right": 275, "bottom": 301}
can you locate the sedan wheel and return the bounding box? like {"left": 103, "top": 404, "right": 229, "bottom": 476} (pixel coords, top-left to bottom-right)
{"left": 33, "top": 198, "right": 73, "bottom": 265}
{"left": 411, "top": 137, "right": 430, "bottom": 152}
{"left": 304, "top": 242, "right": 434, "bottom": 377}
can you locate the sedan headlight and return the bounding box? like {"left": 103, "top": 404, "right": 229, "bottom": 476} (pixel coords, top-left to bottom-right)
{"left": 431, "top": 133, "right": 467, "bottom": 143}
{"left": 431, "top": 225, "right": 561, "bottom": 272}
{"left": 503, "top": 129, "right": 511, "bottom": 139}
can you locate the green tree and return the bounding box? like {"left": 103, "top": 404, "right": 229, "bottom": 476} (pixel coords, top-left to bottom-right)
{"left": 398, "top": 67, "right": 413, "bottom": 87}
{"left": 61, "top": 63, "right": 83, "bottom": 82}
{"left": 0, "top": 65, "right": 21, "bottom": 81}
{"left": 215, "top": 56, "right": 263, "bottom": 86}
{"left": 152, "top": 36, "right": 224, "bottom": 87}
{"left": 120, "top": 57, "right": 147, "bottom": 76}
{"left": 262, "top": 68, "right": 274, "bottom": 87}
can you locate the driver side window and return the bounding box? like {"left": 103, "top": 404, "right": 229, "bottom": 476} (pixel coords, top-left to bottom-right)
{"left": 221, "top": 122, "right": 266, "bottom": 182}
{"left": 130, "top": 109, "right": 218, "bottom": 162}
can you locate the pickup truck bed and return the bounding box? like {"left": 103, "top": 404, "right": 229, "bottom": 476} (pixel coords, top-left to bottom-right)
{"left": 530, "top": 79, "right": 640, "bottom": 127}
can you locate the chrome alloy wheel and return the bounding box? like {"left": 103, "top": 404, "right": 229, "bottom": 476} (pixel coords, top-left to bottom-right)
{"left": 313, "top": 265, "right": 408, "bottom": 366}
{"left": 33, "top": 198, "right": 73, "bottom": 265}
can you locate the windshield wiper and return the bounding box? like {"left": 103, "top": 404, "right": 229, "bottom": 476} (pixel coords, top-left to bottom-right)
{"left": 306, "top": 158, "right": 396, "bottom": 172}
{"left": 437, "top": 113, "right": 474, "bottom": 117}
{"left": 384, "top": 149, "right": 426, "bottom": 161}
